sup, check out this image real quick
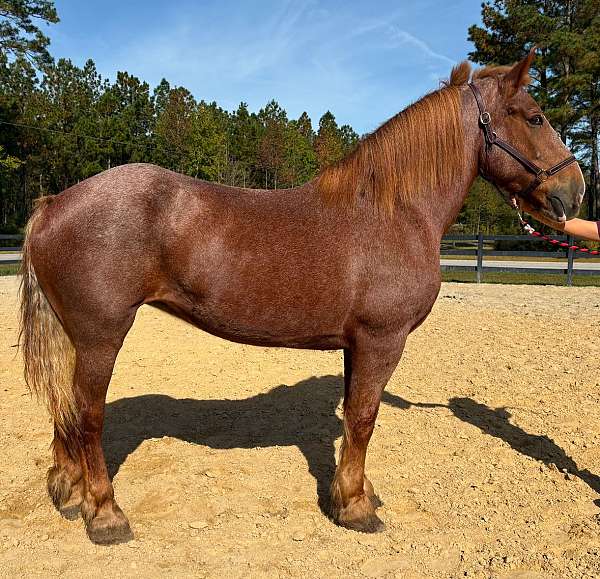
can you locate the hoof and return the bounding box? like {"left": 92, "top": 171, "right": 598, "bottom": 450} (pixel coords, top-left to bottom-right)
{"left": 369, "top": 494, "right": 384, "bottom": 509}
{"left": 339, "top": 512, "right": 386, "bottom": 534}
{"left": 363, "top": 477, "right": 383, "bottom": 509}
{"left": 86, "top": 517, "right": 133, "bottom": 545}
{"left": 85, "top": 505, "right": 133, "bottom": 545}
{"left": 58, "top": 485, "right": 83, "bottom": 521}
{"left": 47, "top": 466, "right": 83, "bottom": 519}
{"left": 333, "top": 492, "right": 385, "bottom": 534}
{"left": 47, "top": 466, "right": 71, "bottom": 510}
{"left": 59, "top": 504, "right": 81, "bottom": 521}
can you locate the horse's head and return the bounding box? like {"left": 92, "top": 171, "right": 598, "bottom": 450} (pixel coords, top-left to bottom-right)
{"left": 469, "top": 50, "right": 585, "bottom": 223}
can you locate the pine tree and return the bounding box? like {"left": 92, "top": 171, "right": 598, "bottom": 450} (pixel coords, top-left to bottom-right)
{"left": 187, "top": 101, "right": 227, "bottom": 182}
{"left": 39, "top": 58, "right": 101, "bottom": 191}
{"left": 339, "top": 124, "right": 359, "bottom": 155}
{"left": 153, "top": 86, "right": 196, "bottom": 172}
{"left": 100, "top": 71, "right": 153, "bottom": 167}
{"left": 281, "top": 116, "right": 318, "bottom": 188}
{"left": 315, "top": 111, "right": 344, "bottom": 169}
{"left": 229, "top": 102, "right": 260, "bottom": 187}
{"left": 257, "top": 100, "right": 288, "bottom": 188}
{"left": 296, "top": 111, "right": 314, "bottom": 142}
{"left": 0, "top": 0, "right": 58, "bottom": 67}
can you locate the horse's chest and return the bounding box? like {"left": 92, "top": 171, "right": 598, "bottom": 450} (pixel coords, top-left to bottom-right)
{"left": 359, "top": 262, "right": 441, "bottom": 331}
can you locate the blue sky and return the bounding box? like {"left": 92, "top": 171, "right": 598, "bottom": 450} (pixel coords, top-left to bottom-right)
{"left": 47, "top": 1, "right": 483, "bottom": 134}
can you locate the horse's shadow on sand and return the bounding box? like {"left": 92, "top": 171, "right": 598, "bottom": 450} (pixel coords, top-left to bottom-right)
{"left": 383, "top": 392, "right": 600, "bottom": 496}
{"left": 104, "top": 376, "right": 600, "bottom": 516}
{"left": 104, "top": 375, "right": 344, "bottom": 513}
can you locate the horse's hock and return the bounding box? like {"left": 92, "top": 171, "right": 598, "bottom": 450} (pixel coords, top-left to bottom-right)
{"left": 2, "top": 275, "right": 600, "bottom": 577}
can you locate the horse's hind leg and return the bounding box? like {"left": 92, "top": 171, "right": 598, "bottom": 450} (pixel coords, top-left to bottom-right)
{"left": 45, "top": 337, "right": 128, "bottom": 539}
{"left": 47, "top": 427, "right": 84, "bottom": 520}
{"left": 73, "top": 340, "right": 133, "bottom": 544}
{"left": 330, "top": 333, "right": 405, "bottom": 532}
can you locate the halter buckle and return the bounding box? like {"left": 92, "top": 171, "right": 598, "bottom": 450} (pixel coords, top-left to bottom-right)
{"left": 479, "top": 112, "right": 491, "bottom": 125}
{"left": 537, "top": 170, "right": 549, "bottom": 182}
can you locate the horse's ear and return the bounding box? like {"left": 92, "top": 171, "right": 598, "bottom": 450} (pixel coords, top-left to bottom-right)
{"left": 503, "top": 46, "right": 536, "bottom": 97}
{"left": 448, "top": 61, "right": 471, "bottom": 86}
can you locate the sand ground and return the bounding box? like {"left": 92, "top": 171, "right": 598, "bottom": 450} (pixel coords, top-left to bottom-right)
{"left": 1, "top": 275, "right": 600, "bottom": 578}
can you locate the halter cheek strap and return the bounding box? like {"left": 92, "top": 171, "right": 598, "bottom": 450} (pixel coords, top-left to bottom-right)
{"left": 468, "top": 81, "right": 577, "bottom": 197}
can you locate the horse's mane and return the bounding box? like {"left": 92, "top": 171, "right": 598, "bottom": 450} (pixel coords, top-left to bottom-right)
{"left": 316, "top": 60, "right": 511, "bottom": 214}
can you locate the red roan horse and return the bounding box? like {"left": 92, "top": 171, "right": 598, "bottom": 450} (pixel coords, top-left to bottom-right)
{"left": 20, "top": 51, "right": 584, "bottom": 544}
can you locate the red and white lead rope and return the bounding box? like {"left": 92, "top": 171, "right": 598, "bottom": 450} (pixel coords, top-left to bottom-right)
{"left": 514, "top": 209, "right": 600, "bottom": 255}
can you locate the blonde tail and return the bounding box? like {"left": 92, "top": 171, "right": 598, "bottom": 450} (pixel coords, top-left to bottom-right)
{"left": 19, "top": 197, "right": 78, "bottom": 439}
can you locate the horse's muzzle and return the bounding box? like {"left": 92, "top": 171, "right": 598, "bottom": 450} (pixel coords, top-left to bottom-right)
{"left": 546, "top": 175, "right": 584, "bottom": 221}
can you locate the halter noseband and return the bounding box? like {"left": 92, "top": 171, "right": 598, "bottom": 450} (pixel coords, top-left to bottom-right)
{"left": 468, "top": 81, "right": 577, "bottom": 197}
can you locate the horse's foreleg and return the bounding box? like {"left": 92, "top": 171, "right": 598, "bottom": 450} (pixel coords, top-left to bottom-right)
{"left": 74, "top": 344, "right": 133, "bottom": 544}
{"left": 47, "top": 426, "right": 84, "bottom": 520}
{"left": 331, "top": 333, "right": 405, "bottom": 532}
{"left": 342, "top": 347, "right": 382, "bottom": 510}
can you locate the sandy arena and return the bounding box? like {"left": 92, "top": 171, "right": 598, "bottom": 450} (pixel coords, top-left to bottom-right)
{"left": 1, "top": 275, "right": 600, "bottom": 578}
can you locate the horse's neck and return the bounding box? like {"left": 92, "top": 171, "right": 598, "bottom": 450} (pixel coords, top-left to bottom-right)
{"left": 407, "top": 95, "right": 481, "bottom": 239}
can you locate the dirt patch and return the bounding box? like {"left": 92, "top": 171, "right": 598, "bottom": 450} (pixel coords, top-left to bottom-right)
{"left": 1, "top": 276, "right": 600, "bottom": 578}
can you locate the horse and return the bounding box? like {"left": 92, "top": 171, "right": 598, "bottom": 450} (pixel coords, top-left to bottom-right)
{"left": 19, "top": 50, "right": 584, "bottom": 544}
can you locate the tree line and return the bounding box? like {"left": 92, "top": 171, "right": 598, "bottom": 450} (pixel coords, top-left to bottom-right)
{"left": 0, "top": 53, "right": 359, "bottom": 230}
{"left": 0, "top": 0, "right": 598, "bottom": 235}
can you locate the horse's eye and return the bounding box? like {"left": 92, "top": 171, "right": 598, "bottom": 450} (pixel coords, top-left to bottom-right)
{"left": 529, "top": 115, "right": 544, "bottom": 126}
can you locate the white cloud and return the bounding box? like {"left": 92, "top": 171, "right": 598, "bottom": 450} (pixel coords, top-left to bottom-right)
{"left": 388, "top": 27, "right": 456, "bottom": 66}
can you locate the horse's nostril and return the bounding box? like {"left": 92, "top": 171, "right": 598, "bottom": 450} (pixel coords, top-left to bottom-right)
{"left": 549, "top": 196, "right": 566, "bottom": 219}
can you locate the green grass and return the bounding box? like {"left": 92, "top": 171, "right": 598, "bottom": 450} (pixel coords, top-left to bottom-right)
{"left": 0, "top": 264, "right": 19, "bottom": 276}
{"left": 442, "top": 271, "right": 600, "bottom": 286}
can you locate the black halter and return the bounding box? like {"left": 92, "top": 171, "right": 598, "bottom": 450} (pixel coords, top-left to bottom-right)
{"left": 468, "top": 81, "right": 577, "bottom": 197}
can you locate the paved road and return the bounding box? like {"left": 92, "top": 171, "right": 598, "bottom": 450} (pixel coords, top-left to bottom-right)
{"left": 441, "top": 258, "right": 600, "bottom": 271}
{"left": 0, "top": 253, "right": 21, "bottom": 264}
{"left": 2, "top": 252, "right": 600, "bottom": 271}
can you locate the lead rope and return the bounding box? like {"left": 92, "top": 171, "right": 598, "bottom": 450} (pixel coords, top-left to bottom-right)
{"left": 512, "top": 203, "right": 600, "bottom": 255}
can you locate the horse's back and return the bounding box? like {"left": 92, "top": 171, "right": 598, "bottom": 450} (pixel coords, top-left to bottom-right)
{"left": 26, "top": 164, "right": 357, "bottom": 344}
{"left": 28, "top": 163, "right": 252, "bottom": 267}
